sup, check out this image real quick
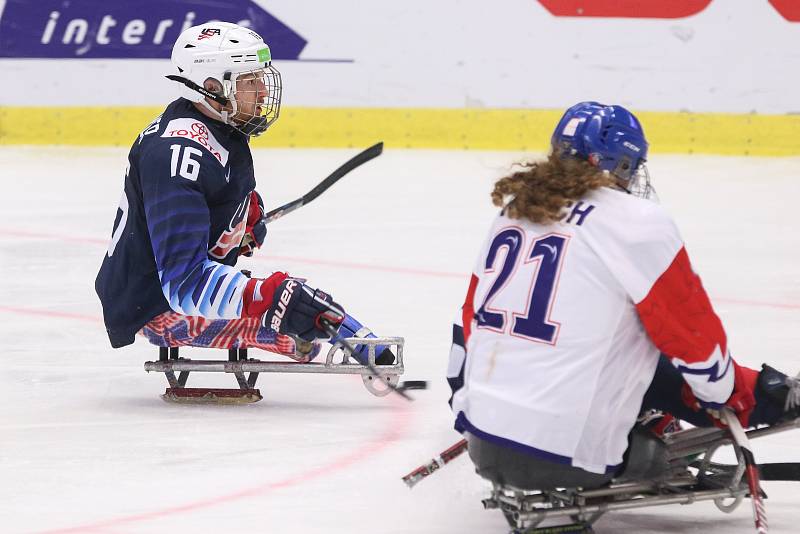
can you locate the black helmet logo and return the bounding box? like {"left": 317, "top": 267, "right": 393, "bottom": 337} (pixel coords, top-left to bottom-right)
{"left": 197, "top": 28, "right": 222, "bottom": 41}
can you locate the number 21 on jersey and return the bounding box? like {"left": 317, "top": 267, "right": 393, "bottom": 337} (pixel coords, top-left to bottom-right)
{"left": 475, "top": 227, "right": 569, "bottom": 345}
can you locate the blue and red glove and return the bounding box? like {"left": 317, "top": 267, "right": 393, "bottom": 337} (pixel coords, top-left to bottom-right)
{"left": 242, "top": 273, "right": 345, "bottom": 342}
{"left": 262, "top": 279, "right": 345, "bottom": 342}
{"left": 240, "top": 190, "right": 267, "bottom": 257}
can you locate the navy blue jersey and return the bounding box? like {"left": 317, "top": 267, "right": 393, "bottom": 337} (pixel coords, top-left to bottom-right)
{"left": 96, "top": 98, "right": 259, "bottom": 348}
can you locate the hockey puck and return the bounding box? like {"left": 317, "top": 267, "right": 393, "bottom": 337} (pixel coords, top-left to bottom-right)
{"left": 399, "top": 380, "right": 429, "bottom": 391}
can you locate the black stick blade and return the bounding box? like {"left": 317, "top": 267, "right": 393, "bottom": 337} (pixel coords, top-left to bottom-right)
{"left": 263, "top": 142, "right": 384, "bottom": 223}
{"left": 398, "top": 380, "right": 429, "bottom": 391}
{"left": 301, "top": 142, "right": 384, "bottom": 205}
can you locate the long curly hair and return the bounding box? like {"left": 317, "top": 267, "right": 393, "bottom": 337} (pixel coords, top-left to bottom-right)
{"left": 491, "top": 154, "right": 616, "bottom": 224}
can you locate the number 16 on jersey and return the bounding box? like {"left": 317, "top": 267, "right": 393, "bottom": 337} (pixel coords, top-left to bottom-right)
{"left": 475, "top": 228, "right": 569, "bottom": 345}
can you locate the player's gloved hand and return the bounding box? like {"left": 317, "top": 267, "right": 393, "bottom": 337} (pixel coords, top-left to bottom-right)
{"left": 262, "top": 278, "right": 345, "bottom": 342}
{"left": 681, "top": 359, "right": 758, "bottom": 427}
{"left": 240, "top": 190, "right": 267, "bottom": 257}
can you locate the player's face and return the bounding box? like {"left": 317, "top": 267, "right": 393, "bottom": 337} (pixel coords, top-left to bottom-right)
{"left": 232, "top": 72, "right": 268, "bottom": 121}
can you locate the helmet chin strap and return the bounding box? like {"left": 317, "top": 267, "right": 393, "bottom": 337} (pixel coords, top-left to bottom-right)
{"left": 194, "top": 77, "right": 241, "bottom": 129}
{"left": 197, "top": 98, "right": 225, "bottom": 121}
{"left": 197, "top": 98, "right": 240, "bottom": 127}
{"left": 219, "top": 71, "right": 239, "bottom": 126}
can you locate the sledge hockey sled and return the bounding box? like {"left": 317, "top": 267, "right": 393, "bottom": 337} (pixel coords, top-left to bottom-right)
{"left": 481, "top": 417, "right": 800, "bottom": 534}
{"left": 143, "top": 336, "right": 404, "bottom": 404}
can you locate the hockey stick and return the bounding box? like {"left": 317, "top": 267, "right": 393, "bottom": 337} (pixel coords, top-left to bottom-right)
{"left": 402, "top": 438, "right": 469, "bottom": 488}
{"left": 691, "top": 461, "right": 800, "bottom": 482}
{"left": 721, "top": 408, "right": 769, "bottom": 534}
{"left": 166, "top": 75, "right": 229, "bottom": 105}
{"left": 263, "top": 142, "right": 384, "bottom": 223}
{"left": 317, "top": 317, "right": 426, "bottom": 401}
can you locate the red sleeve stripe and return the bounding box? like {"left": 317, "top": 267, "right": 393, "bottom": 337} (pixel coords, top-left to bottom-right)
{"left": 462, "top": 274, "right": 479, "bottom": 346}
{"left": 635, "top": 247, "right": 727, "bottom": 364}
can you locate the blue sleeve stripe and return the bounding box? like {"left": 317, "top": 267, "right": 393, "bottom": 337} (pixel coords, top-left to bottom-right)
{"left": 146, "top": 197, "right": 208, "bottom": 215}
{"left": 148, "top": 215, "right": 208, "bottom": 235}
{"left": 208, "top": 272, "right": 226, "bottom": 304}
{"left": 158, "top": 244, "right": 206, "bottom": 263}
{"left": 160, "top": 260, "right": 249, "bottom": 319}
{"left": 197, "top": 271, "right": 222, "bottom": 317}
{"left": 148, "top": 208, "right": 207, "bottom": 222}
{"left": 197, "top": 265, "right": 228, "bottom": 317}
{"left": 191, "top": 266, "right": 213, "bottom": 303}
{"left": 160, "top": 252, "right": 207, "bottom": 284}
{"left": 162, "top": 246, "right": 208, "bottom": 273}
{"left": 151, "top": 228, "right": 208, "bottom": 252}
{"left": 179, "top": 279, "right": 199, "bottom": 312}
{"left": 177, "top": 264, "right": 204, "bottom": 304}
{"left": 218, "top": 271, "right": 246, "bottom": 317}
{"left": 150, "top": 221, "right": 208, "bottom": 246}
{"left": 452, "top": 323, "right": 465, "bottom": 349}
{"left": 145, "top": 190, "right": 208, "bottom": 215}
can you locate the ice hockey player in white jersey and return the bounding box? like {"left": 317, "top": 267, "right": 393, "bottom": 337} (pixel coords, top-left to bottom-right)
{"left": 447, "top": 101, "right": 799, "bottom": 489}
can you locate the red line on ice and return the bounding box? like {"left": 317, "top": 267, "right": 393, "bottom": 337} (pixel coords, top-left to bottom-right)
{"left": 0, "top": 228, "right": 108, "bottom": 246}
{"left": 38, "top": 397, "right": 412, "bottom": 533}
{"left": 251, "top": 252, "right": 466, "bottom": 279}
{"left": 0, "top": 228, "right": 797, "bottom": 311}
{"left": 0, "top": 306, "right": 97, "bottom": 323}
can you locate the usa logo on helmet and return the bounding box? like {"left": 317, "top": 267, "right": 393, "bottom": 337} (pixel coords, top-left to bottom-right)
{"left": 197, "top": 28, "right": 221, "bottom": 41}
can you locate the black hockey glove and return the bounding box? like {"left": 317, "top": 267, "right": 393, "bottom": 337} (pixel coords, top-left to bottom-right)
{"left": 262, "top": 278, "right": 345, "bottom": 342}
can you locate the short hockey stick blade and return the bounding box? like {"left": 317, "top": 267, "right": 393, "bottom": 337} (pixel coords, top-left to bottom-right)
{"left": 402, "top": 438, "right": 469, "bottom": 488}
{"left": 691, "top": 461, "right": 800, "bottom": 482}
{"left": 398, "top": 380, "right": 429, "bottom": 391}
{"left": 722, "top": 408, "right": 769, "bottom": 534}
{"left": 318, "top": 316, "right": 413, "bottom": 401}
{"left": 263, "top": 142, "right": 384, "bottom": 223}
{"left": 759, "top": 462, "right": 800, "bottom": 481}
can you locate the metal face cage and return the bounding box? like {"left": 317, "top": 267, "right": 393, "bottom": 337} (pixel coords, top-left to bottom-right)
{"left": 225, "top": 64, "right": 282, "bottom": 137}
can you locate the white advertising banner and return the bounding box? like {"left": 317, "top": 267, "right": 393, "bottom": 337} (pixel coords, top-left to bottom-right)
{"left": 1, "top": 0, "right": 798, "bottom": 113}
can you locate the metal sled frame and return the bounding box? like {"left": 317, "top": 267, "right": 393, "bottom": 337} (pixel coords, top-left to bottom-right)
{"left": 144, "top": 336, "right": 405, "bottom": 402}
{"left": 481, "top": 418, "right": 800, "bottom": 534}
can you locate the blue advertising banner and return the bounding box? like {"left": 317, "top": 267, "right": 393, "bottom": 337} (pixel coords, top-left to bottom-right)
{"left": 0, "top": 0, "right": 307, "bottom": 59}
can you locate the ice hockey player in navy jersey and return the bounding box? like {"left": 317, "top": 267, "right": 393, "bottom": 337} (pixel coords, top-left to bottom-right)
{"left": 448, "top": 101, "right": 799, "bottom": 490}
{"left": 95, "top": 22, "right": 381, "bottom": 363}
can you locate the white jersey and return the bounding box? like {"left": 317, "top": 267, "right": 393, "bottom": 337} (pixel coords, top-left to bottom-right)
{"left": 449, "top": 187, "right": 734, "bottom": 474}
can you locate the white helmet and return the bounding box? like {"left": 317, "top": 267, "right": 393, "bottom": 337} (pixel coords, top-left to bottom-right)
{"left": 169, "top": 22, "right": 282, "bottom": 137}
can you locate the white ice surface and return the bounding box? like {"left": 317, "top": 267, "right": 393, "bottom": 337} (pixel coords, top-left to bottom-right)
{"left": 0, "top": 147, "right": 798, "bottom": 533}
